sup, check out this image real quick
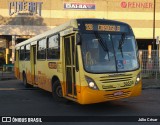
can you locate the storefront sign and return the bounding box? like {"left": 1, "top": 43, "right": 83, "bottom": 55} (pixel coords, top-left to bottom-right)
{"left": 64, "top": 3, "right": 96, "bottom": 10}
{"left": 9, "top": 1, "right": 43, "bottom": 16}
{"left": 121, "top": 1, "right": 153, "bottom": 9}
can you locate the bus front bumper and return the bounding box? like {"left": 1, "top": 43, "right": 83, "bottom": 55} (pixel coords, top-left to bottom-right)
{"left": 77, "top": 80, "right": 142, "bottom": 104}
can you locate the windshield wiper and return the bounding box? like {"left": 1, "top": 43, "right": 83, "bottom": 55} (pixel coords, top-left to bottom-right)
{"left": 94, "top": 31, "right": 110, "bottom": 60}
{"left": 118, "top": 33, "right": 126, "bottom": 58}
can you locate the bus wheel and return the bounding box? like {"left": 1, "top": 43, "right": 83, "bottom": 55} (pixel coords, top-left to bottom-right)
{"left": 52, "top": 80, "right": 65, "bottom": 102}
{"left": 23, "top": 73, "right": 32, "bottom": 88}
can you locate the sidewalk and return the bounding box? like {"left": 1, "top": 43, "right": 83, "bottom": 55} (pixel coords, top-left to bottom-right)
{"left": 0, "top": 71, "right": 16, "bottom": 81}
{"left": 142, "top": 79, "right": 160, "bottom": 89}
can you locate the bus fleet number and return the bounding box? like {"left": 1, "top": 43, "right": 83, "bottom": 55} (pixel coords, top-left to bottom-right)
{"left": 123, "top": 80, "right": 134, "bottom": 87}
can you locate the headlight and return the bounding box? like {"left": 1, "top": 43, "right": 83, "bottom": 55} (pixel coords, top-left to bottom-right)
{"left": 135, "top": 73, "right": 141, "bottom": 84}
{"left": 85, "top": 76, "right": 99, "bottom": 90}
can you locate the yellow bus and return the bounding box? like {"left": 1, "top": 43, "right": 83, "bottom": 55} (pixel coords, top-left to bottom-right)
{"left": 14, "top": 19, "right": 142, "bottom": 104}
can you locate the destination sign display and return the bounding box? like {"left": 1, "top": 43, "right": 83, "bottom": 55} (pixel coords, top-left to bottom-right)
{"left": 84, "top": 23, "right": 129, "bottom": 32}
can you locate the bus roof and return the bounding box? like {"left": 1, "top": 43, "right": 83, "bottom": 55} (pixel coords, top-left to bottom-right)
{"left": 15, "top": 19, "right": 78, "bottom": 49}
{"left": 77, "top": 18, "right": 129, "bottom": 26}
{"left": 15, "top": 18, "right": 131, "bottom": 49}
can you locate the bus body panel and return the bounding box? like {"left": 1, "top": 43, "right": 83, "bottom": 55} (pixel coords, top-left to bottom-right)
{"left": 76, "top": 60, "right": 142, "bottom": 104}
{"left": 34, "top": 60, "right": 63, "bottom": 92}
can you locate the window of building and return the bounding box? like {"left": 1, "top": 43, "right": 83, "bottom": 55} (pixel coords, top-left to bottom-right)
{"left": 47, "top": 34, "right": 60, "bottom": 59}
{"left": 37, "top": 38, "right": 46, "bottom": 59}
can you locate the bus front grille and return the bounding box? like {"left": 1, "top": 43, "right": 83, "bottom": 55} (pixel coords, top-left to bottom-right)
{"left": 99, "top": 74, "right": 133, "bottom": 83}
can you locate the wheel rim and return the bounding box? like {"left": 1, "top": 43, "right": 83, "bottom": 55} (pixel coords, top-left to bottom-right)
{"left": 56, "top": 86, "right": 63, "bottom": 97}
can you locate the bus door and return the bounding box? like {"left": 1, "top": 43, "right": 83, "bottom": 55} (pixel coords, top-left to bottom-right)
{"left": 64, "top": 35, "right": 77, "bottom": 98}
{"left": 31, "top": 45, "right": 37, "bottom": 85}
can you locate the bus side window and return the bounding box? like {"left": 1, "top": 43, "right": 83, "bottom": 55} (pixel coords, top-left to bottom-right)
{"left": 25, "top": 44, "right": 30, "bottom": 60}
{"left": 47, "top": 34, "right": 60, "bottom": 59}
{"left": 20, "top": 46, "right": 25, "bottom": 60}
{"left": 37, "top": 38, "right": 46, "bottom": 60}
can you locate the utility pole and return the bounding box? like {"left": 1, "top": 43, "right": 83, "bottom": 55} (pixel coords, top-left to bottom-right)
{"left": 153, "top": 0, "right": 156, "bottom": 50}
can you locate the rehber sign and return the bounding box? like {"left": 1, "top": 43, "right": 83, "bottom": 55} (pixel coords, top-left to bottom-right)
{"left": 121, "top": 1, "right": 153, "bottom": 9}
{"left": 64, "top": 3, "right": 96, "bottom": 10}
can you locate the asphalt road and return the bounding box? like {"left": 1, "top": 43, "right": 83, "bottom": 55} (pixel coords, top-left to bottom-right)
{"left": 0, "top": 79, "right": 160, "bottom": 125}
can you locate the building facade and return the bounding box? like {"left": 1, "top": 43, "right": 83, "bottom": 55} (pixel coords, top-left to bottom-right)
{"left": 0, "top": 0, "right": 160, "bottom": 64}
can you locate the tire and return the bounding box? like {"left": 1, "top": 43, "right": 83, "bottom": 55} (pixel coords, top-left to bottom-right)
{"left": 52, "top": 80, "right": 66, "bottom": 102}
{"left": 23, "top": 73, "right": 32, "bottom": 88}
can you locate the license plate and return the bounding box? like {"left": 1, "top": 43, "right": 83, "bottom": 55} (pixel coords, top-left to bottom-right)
{"left": 113, "top": 91, "right": 123, "bottom": 96}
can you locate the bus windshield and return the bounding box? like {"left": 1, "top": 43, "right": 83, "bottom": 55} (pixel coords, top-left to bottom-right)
{"left": 81, "top": 33, "right": 139, "bottom": 73}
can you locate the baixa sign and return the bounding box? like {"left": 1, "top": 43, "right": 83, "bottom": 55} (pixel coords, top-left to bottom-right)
{"left": 64, "top": 3, "right": 96, "bottom": 10}
{"left": 9, "top": 1, "right": 43, "bottom": 16}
